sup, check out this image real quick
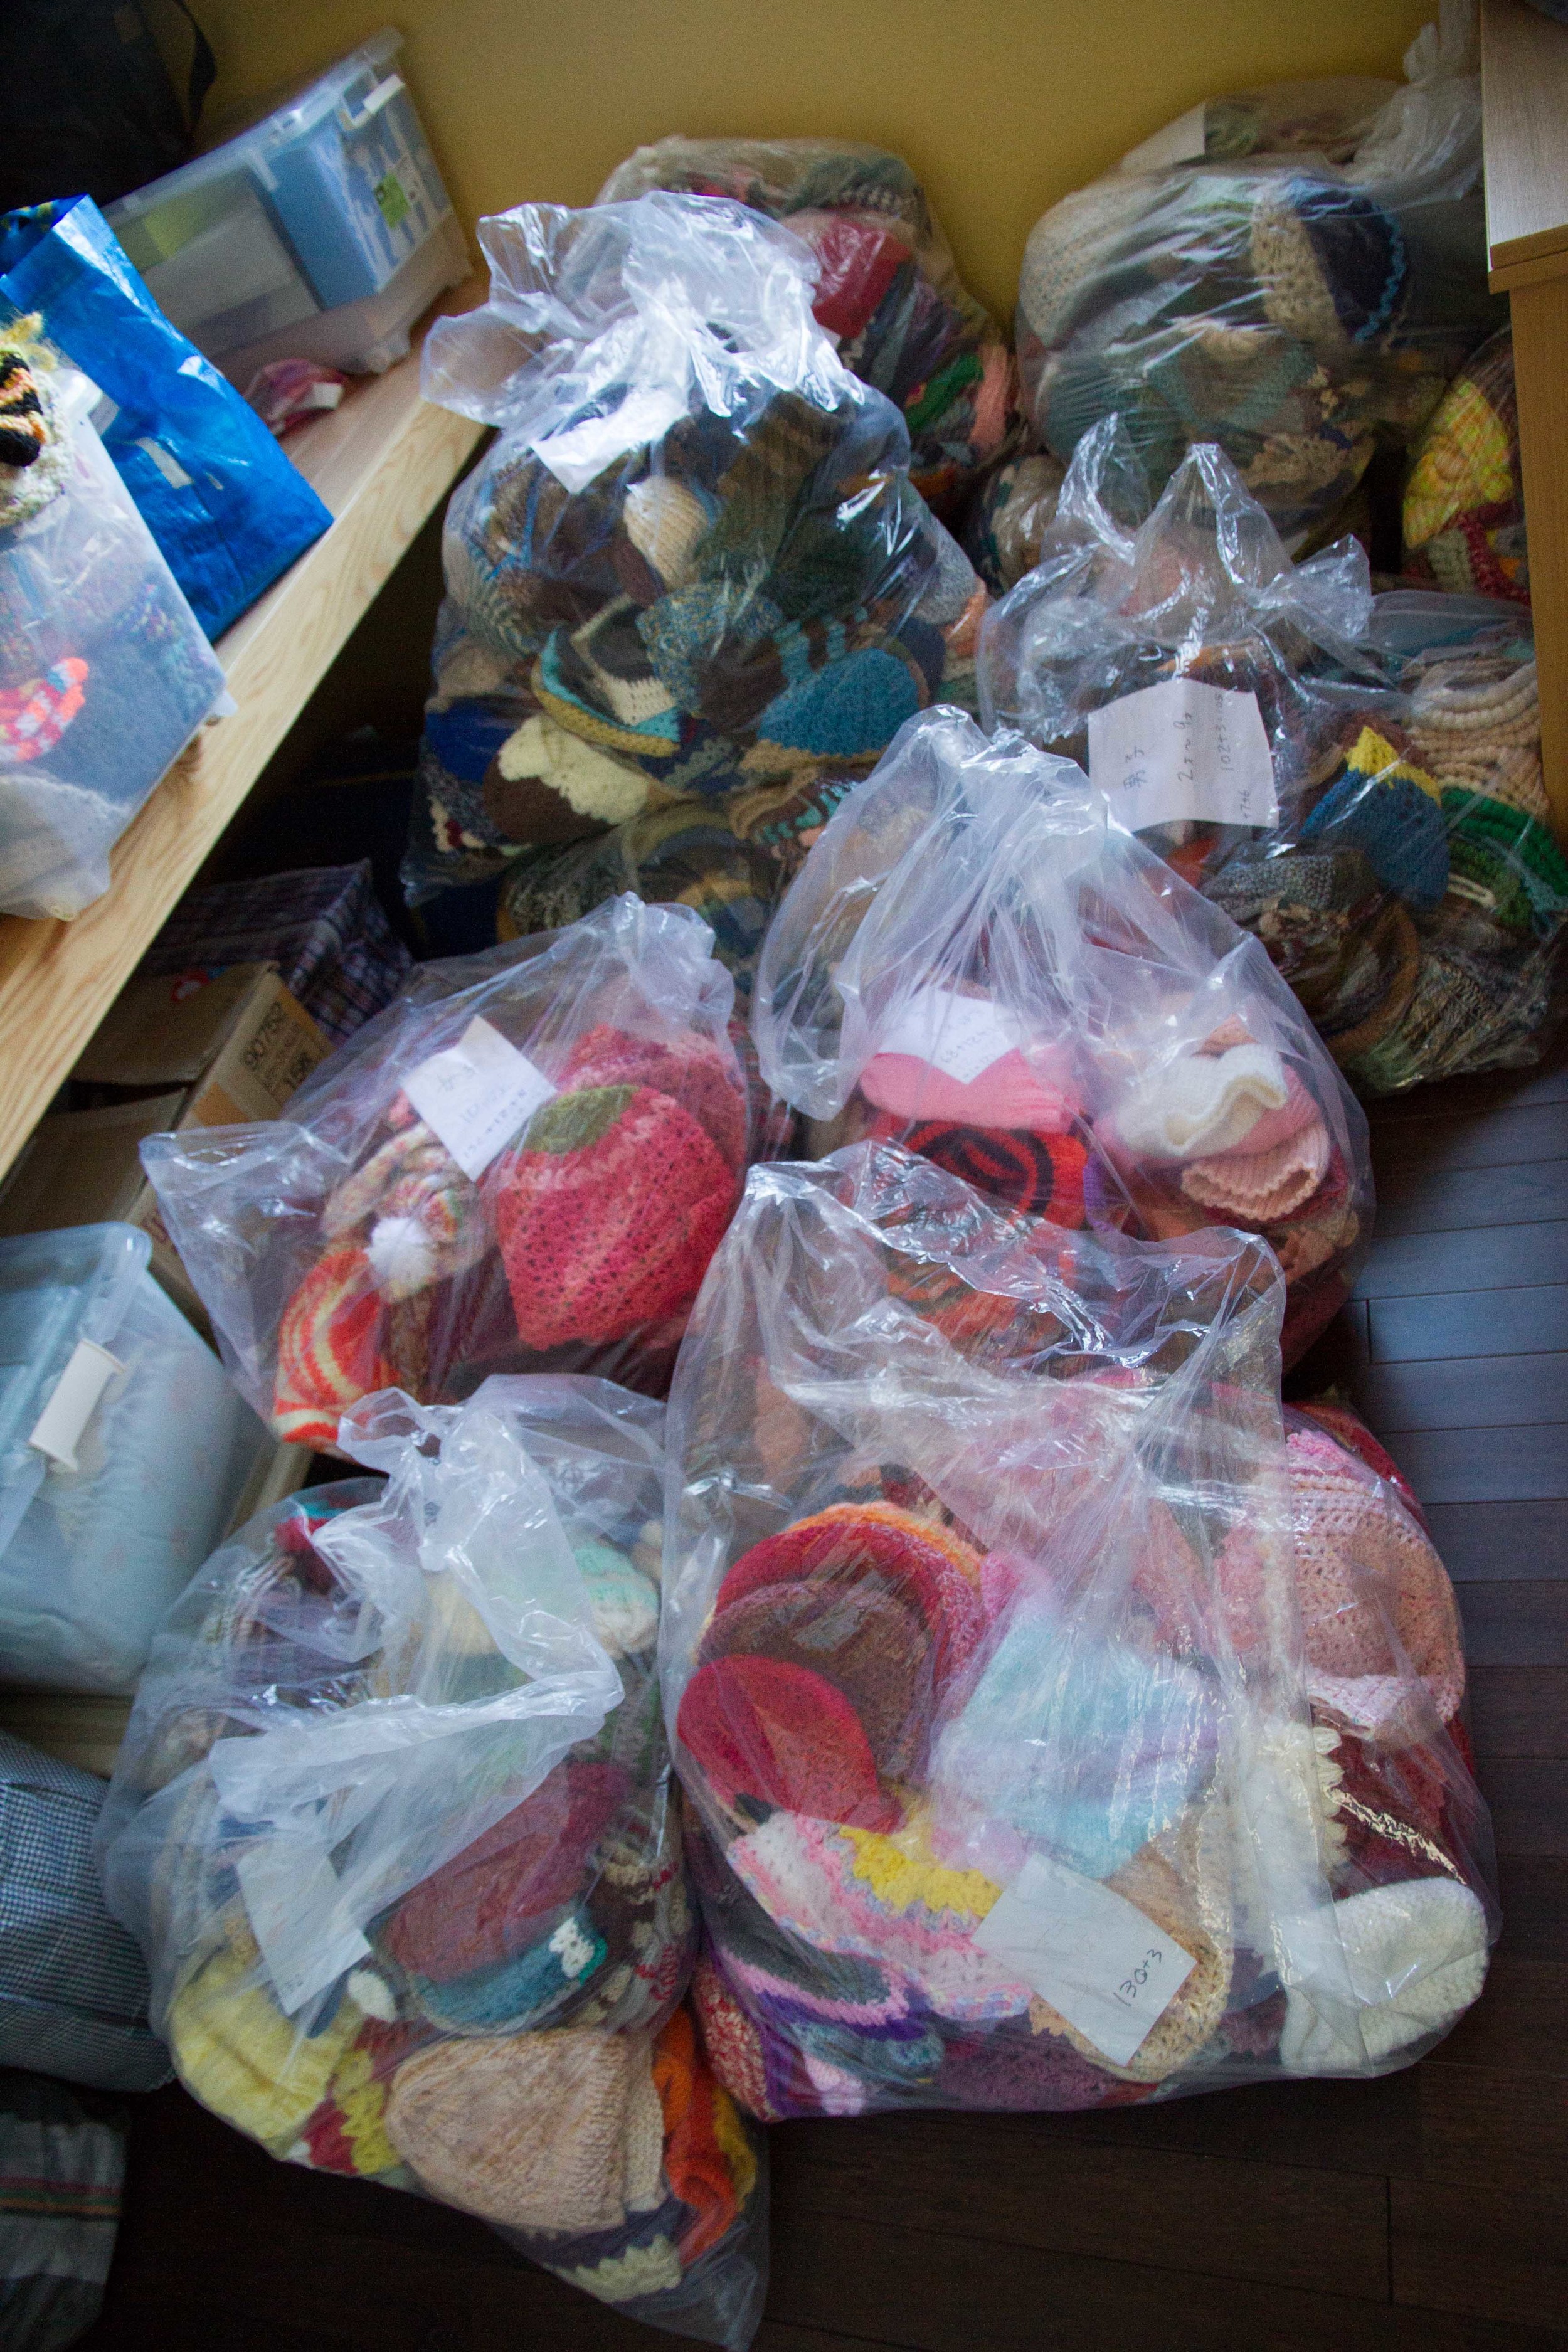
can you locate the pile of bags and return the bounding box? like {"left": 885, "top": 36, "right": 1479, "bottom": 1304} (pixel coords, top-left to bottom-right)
{"left": 99, "top": 1379, "right": 766, "bottom": 2344}
{"left": 405, "top": 194, "right": 985, "bottom": 961}
{"left": 1014, "top": 6, "right": 1502, "bottom": 551}
{"left": 143, "top": 894, "right": 752, "bottom": 1433}
{"left": 664, "top": 1143, "right": 1493, "bottom": 2117}
{"left": 755, "top": 709, "right": 1370, "bottom": 1364}
{"left": 979, "top": 423, "right": 1565, "bottom": 1091}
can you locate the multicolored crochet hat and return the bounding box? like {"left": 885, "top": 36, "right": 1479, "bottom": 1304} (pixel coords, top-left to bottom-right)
{"left": 1403, "top": 329, "right": 1528, "bottom": 605}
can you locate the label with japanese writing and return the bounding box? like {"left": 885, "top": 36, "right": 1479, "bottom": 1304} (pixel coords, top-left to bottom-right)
{"left": 404, "top": 1015, "right": 555, "bottom": 1180}
{"left": 1087, "top": 678, "right": 1278, "bottom": 833}
{"left": 877, "top": 987, "right": 1024, "bottom": 1084}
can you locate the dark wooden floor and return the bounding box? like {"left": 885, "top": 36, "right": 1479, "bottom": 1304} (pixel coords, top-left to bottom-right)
{"left": 77, "top": 1046, "right": 1568, "bottom": 2352}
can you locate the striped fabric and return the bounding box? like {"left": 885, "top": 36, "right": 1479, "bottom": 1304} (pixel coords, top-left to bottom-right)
{"left": 0, "top": 2069, "right": 124, "bottom": 2352}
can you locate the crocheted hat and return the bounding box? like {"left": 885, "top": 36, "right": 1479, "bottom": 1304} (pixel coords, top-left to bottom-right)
{"left": 679, "top": 1653, "right": 899, "bottom": 1831}
{"left": 1300, "top": 728, "right": 1450, "bottom": 910}
{"left": 168, "top": 1931, "right": 368, "bottom": 2155}
{"left": 558, "top": 1022, "right": 747, "bottom": 1171}
{"left": 488, "top": 1080, "right": 738, "bottom": 1352}
{"left": 272, "top": 1247, "right": 395, "bottom": 1449}
{"left": 1403, "top": 329, "right": 1528, "bottom": 605}
{"left": 1279, "top": 1875, "right": 1489, "bottom": 2070}
{"left": 380, "top": 1758, "right": 630, "bottom": 1984}
{"left": 936, "top": 2020, "right": 1153, "bottom": 2112}
{"left": 385, "top": 2027, "right": 659, "bottom": 2233}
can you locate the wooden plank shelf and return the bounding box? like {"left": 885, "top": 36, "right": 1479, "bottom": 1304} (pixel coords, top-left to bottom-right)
{"left": 0, "top": 284, "right": 484, "bottom": 1186}
{"left": 1481, "top": 0, "right": 1568, "bottom": 840}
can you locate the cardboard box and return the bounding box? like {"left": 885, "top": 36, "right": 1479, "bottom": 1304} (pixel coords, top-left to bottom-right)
{"left": 0, "top": 965, "right": 329, "bottom": 1317}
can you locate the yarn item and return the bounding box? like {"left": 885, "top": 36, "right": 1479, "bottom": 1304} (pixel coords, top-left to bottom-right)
{"left": 701, "top": 1579, "right": 930, "bottom": 1782}
{"left": 385, "top": 2030, "right": 640, "bottom": 2233}
{"left": 859, "top": 1043, "right": 1079, "bottom": 1131}
{"left": 679, "top": 1654, "right": 899, "bottom": 1831}
{"left": 169, "top": 1937, "right": 365, "bottom": 2154}
{"left": 1279, "top": 1876, "right": 1490, "bottom": 2069}
{"left": 1114, "top": 1042, "right": 1290, "bottom": 1160}
{"left": 0, "top": 659, "right": 88, "bottom": 763}
{"left": 272, "top": 1248, "right": 394, "bottom": 1448}
{"left": 1300, "top": 729, "right": 1450, "bottom": 911}
{"left": 489, "top": 1082, "right": 737, "bottom": 1350}
{"left": 1180, "top": 1115, "right": 1331, "bottom": 1223}
{"left": 1403, "top": 330, "right": 1527, "bottom": 604}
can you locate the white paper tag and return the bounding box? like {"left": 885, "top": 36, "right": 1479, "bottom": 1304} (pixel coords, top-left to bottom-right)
{"left": 1088, "top": 679, "right": 1278, "bottom": 832}
{"left": 28, "top": 1340, "right": 124, "bottom": 1473}
{"left": 877, "top": 987, "right": 1023, "bottom": 1085}
{"left": 235, "top": 1828, "right": 371, "bottom": 2016}
{"left": 1117, "top": 102, "right": 1207, "bottom": 176}
{"left": 971, "top": 1852, "right": 1196, "bottom": 2067}
{"left": 403, "top": 1015, "right": 556, "bottom": 1181}
{"left": 531, "top": 383, "right": 689, "bottom": 492}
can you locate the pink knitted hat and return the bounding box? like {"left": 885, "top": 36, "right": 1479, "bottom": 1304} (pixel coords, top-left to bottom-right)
{"left": 859, "top": 1045, "right": 1079, "bottom": 1133}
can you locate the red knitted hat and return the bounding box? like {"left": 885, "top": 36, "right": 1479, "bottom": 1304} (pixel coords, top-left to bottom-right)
{"left": 677, "top": 1653, "right": 899, "bottom": 1830}
{"left": 273, "top": 1246, "right": 394, "bottom": 1447}
{"left": 712, "top": 1505, "right": 984, "bottom": 1693}
{"left": 488, "top": 1083, "right": 738, "bottom": 1350}
{"left": 699, "top": 1579, "right": 933, "bottom": 1783}
{"left": 380, "top": 1758, "right": 630, "bottom": 1983}
{"left": 559, "top": 1023, "right": 746, "bottom": 1172}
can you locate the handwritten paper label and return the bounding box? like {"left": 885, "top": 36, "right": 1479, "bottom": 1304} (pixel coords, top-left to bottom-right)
{"left": 877, "top": 987, "right": 1023, "bottom": 1085}
{"left": 404, "top": 1015, "right": 555, "bottom": 1180}
{"left": 235, "top": 1827, "right": 370, "bottom": 2015}
{"left": 971, "top": 1852, "right": 1197, "bottom": 2067}
{"left": 1088, "top": 679, "right": 1278, "bottom": 833}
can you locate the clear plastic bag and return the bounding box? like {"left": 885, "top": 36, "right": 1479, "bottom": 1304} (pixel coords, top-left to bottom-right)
{"left": 662, "top": 1142, "right": 1495, "bottom": 2119}
{"left": 595, "top": 139, "right": 1024, "bottom": 515}
{"left": 753, "top": 707, "right": 1370, "bottom": 1367}
{"left": 978, "top": 428, "right": 1565, "bottom": 1091}
{"left": 1014, "top": 2, "right": 1503, "bottom": 550}
{"left": 142, "top": 895, "right": 751, "bottom": 1446}
{"left": 97, "top": 1376, "right": 768, "bottom": 2348}
{"left": 0, "top": 348, "right": 225, "bottom": 919}
{"left": 405, "top": 192, "right": 984, "bottom": 908}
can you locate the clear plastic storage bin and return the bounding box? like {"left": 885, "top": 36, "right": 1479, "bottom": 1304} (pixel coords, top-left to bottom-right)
{"left": 107, "top": 29, "right": 468, "bottom": 384}
{"left": 0, "top": 1225, "right": 271, "bottom": 1694}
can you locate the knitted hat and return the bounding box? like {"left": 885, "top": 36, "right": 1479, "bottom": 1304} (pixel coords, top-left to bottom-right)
{"left": 936, "top": 2020, "right": 1153, "bottom": 2112}
{"left": 488, "top": 1081, "right": 738, "bottom": 1351}
{"left": 859, "top": 1042, "right": 1079, "bottom": 1132}
{"left": 573, "top": 1539, "right": 661, "bottom": 1658}
{"left": 1402, "top": 329, "right": 1528, "bottom": 605}
{"left": 699, "top": 1578, "right": 931, "bottom": 1782}
{"left": 385, "top": 2028, "right": 655, "bottom": 2233}
{"left": 272, "top": 1247, "right": 395, "bottom": 1448}
{"left": 679, "top": 1653, "right": 898, "bottom": 1830}
{"left": 726, "top": 1806, "right": 1034, "bottom": 2026}
{"left": 408, "top": 1905, "right": 610, "bottom": 2035}
{"left": 874, "top": 1116, "right": 1091, "bottom": 1224}
{"left": 1180, "top": 1116, "right": 1331, "bottom": 1224}
{"left": 691, "top": 1950, "right": 781, "bottom": 2121}
{"left": 292, "top": 2010, "right": 420, "bottom": 2181}
{"left": 1300, "top": 728, "right": 1450, "bottom": 911}
{"left": 1279, "top": 1876, "right": 1489, "bottom": 2070}
{"left": 169, "top": 1934, "right": 367, "bottom": 2154}
{"left": 558, "top": 1022, "right": 747, "bottom": 1170}
{"left": 381, "top": 1758, "right": 630, "bottom": 1983}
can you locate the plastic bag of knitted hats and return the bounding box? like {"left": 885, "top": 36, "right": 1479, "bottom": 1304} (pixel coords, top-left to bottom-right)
{"left": 1295, "top": 588, "right": 1564, "bottom": 1092}
{"left": 1014, "top": 0, "right": 1502, "bottom": 553}
{"left": 660, "top": 1140, "right": 1496, "bottom": 2121}
{"left": 752, "top": 706, "right": 1369, "bottom": 1368}
{"left": 595, "top": 137, "right": 1024, "bottom": 517}
{"left": 97, "top": 1377, "right": 769, "bottom": 2349}
{"left": 1402, "top": 327, "right": 1528, "bottom": 605}
{"left": 140, "top": 894, "right": 751, "bottom": 1445}
{"left": 403, "top": 191, "right": 985, "bottom": 909}
{"left": 975, "top": 423, "right": 1564, "bottom": 1084}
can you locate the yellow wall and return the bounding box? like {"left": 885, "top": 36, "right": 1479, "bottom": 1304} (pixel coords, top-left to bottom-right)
{"left": 201, "top": 0, "right": 1438, "bottom": 323}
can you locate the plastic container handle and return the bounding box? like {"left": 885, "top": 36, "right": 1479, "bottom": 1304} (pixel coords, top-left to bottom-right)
{"left": 339, "top": 74, "right": 405, "bottom": 134}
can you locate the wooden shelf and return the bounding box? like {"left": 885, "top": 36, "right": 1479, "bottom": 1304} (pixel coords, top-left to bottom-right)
{"left": 1481, "top": 0, "right": 1568, "bottom": 839}
{"left": 1482, "top": 0, "right": 1568, "bottom": 290}
{"left": 0, "top": 284, "right": 485, "bottom": 1186}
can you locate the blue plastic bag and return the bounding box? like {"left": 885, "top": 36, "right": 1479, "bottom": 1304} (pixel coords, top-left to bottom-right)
{"left": 0, "top": 196, "right": 331, "bottom": 638}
